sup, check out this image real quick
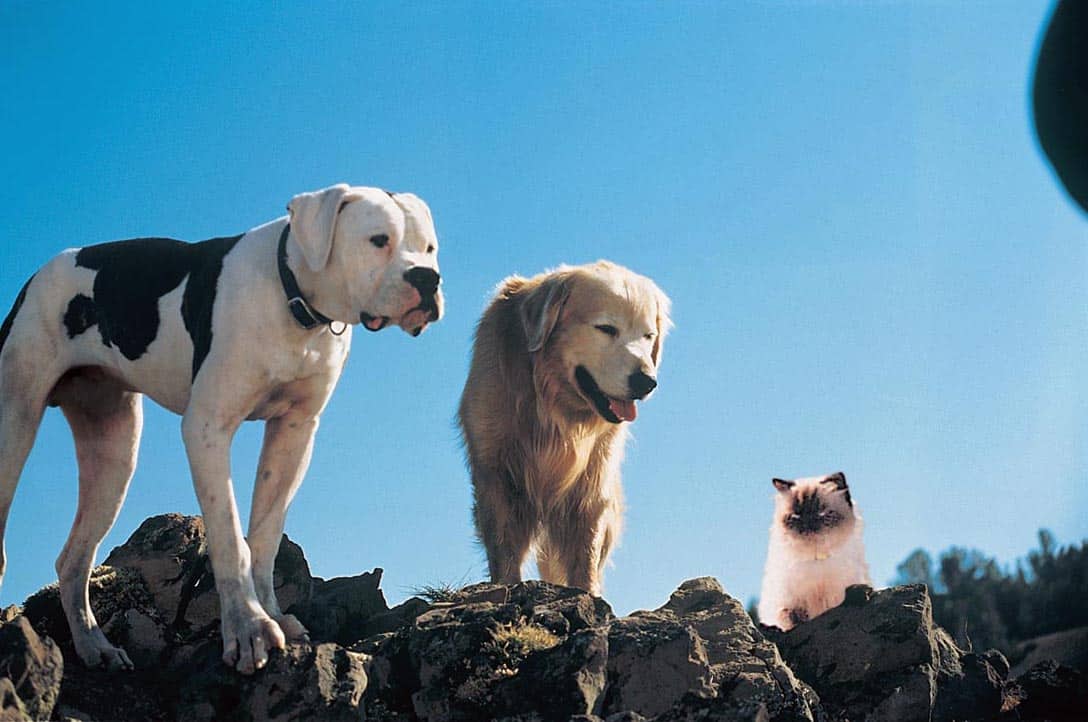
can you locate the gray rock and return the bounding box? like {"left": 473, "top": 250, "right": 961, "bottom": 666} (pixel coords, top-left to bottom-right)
{"left": 494, "top": 627, "right": 609, "bottom": 720}
{"left": 174, "top": 640, "right": 369, "bottom": 722}
{"left": 0, "top": 677, "right": 28, "bottom": 722}
{"left": 1012, "top": 626, "right": 1088, "bottom": 676}
{"left": 288, "top": 568, "right": 390, "bottom": 644}
{"left": 765, "top": 583, "right": 1027, "bottom": 722}
{"left": 22, "top": 566, "right": 159, "bottom": 651}
{"left": 0, "top": 616, "right": 63, "bottom": 721}
{"left": 103, "top": 514, "right": 312, "bottom": 632}
{"left": 365, "top": 581, "right": 612, "bottom": 721}
{"left": 603, "top": 617, "right": 715, "bottom": 717}
{"left": 1008, "top": 659, "right": 1088, "bottom": 721}
{"left": 933, "top": 651, "right": 1009, "bottom": 722}
{"left": 767, "top": 584, "right": 942, "bottom": 722}
{"left": 604, "top": 578, "right": 815, "bottom": 722}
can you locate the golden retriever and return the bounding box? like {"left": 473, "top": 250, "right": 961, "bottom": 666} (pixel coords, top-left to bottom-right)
{"left": 459, "top": 261, "right": 671, "bottom": 595}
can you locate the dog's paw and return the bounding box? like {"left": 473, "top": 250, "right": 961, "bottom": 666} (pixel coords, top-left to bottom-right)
{"left": 221, "top": 606, "right": 286, "bottom": 674}
{"left": 274, "top": 613, "right": 310, "bottom": 642}
{"left": 74, "top": 629, "right": 134, "bottom": 672}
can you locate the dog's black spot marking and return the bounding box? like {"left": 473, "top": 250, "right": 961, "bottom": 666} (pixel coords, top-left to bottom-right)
{"left": 180, "top": 234, "right": 243, "bottom": 380}
{"left": 0, "top": 275, "right": 34, "bottom": 358}
{"left": 63, "top": 294, "right": 98, "bottom": 338}
{"left": 76, "top": 239, "right": 192, "bottom": 360}
{"left": 75, "top": 234, "right": 242, "bottom": 375}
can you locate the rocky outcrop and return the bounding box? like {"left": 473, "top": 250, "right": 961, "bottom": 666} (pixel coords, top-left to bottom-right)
{"left": 0, "top": 616, "right": 63, "bottom": 720}
{"left": 0, "top": 514, "right": 1084, "bottom": 721}
{"left": 764, "top": 583, "right": 1088, "bottom": 722}
{"left": 1011, "top": 625, "right": 1088, "bottom": 676}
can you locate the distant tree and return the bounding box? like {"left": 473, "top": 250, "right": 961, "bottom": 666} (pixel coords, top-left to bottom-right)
{"left": 893, "top": 530, "right": 1088, "bottom": 655}
{"left": 895, "top": 549, "right": 938, "bottom": 591}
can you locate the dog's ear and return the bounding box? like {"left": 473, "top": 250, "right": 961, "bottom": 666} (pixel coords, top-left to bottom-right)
{"left": 287, "top": 184, "right": 354, "bottom": 272}
{"left": 520, "top": 273, "right": 572, "bottom": 353}
{"left": 651, "top": 285, "right": 673, "bottom": 366}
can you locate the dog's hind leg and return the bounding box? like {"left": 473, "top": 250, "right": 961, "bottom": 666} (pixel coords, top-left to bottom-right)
{"left": 0, "top": 390, "right": 50, "bottom": 591}
{"left": 246, "top": 412, "right": 318, "bottom": 641}
{"left": 54, "top": 369, "right": 142, "bottom": 670}
{"left": 0, "top": 338, "right": 65, "bottom": 592}
{"left": 473, "top": 469, "right": 535, "bottom": 585}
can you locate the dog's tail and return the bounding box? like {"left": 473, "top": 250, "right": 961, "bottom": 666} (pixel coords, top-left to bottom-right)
{"left": 0, "top": 275, "right": 34, "bottom": 362}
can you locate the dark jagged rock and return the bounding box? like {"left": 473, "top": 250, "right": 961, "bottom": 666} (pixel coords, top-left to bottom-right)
{"left": 172, "top": 640, "right": 368, "bottom": 722}
{"left": 1012, "top": 626, "right": 1088, "bottom": 676}
{"left": 22, "top": 566, "right": 160, "bottom": 652}
{"left": 604, "top": 578, "right": 816, "bottom": 722}
{"left": 1, "top": 515, "right": 1084, "bottom": 721}
{"left": 0, "top": 616, "right": 62, "bottom": 720}
{"left": 493, "top": 627, "right": 609, "bottom": 720}
{"left": 288, "top": 568, "right": 389, "bottom": 644}
{"left": 767, "top": 584, "right": 948, "bottom": 722}
{"left": 103, "top": 514, "right": 312, "bottom": 632}
{"left": 1007, "top": 660, "right": 1088, "bottom": 722}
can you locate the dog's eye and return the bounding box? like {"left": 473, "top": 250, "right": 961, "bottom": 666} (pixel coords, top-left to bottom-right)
{"left": 426, "top": 244, "right": 435, "bottom": 254}
{"left": 595, "top": 324, "right": 619, "bottom": 337}
{"left": 369, "top": 234, "right": 389, "bottom": 248}
{"left": 644, "top": 332, "right": 656, "bottom": 341}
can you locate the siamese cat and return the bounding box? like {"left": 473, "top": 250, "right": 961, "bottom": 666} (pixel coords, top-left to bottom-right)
{"left": 758, "top": 472, "right": 870, "bottom": 630}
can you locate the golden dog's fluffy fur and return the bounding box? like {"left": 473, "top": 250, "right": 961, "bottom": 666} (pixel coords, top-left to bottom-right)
{"left": 459, "top": 261, "right": 670, "bottom": 595}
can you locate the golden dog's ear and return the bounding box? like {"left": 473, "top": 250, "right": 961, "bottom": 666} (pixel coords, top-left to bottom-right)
{"left": 287, "top": 184, "right": 355, "bottom": 272}
{"left": 520, "top": 273, "right": 572, "bottom": 353}
{"left": 651, "top": 285, "right": 673, "bottom": 366}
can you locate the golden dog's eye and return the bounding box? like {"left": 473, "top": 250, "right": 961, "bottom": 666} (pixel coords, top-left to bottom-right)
{"left": 370, "top": 234, "right": 389, "bottom": 248}
{"left": 595, "top": 324, "right": 619, "bottom": 337}
{"left": 644, "top": 332, "right": 656, "bottom": 341}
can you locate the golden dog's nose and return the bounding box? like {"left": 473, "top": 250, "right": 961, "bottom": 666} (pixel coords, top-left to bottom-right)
{"left": 628, "top": 371, "right": 658, "bottom": 399}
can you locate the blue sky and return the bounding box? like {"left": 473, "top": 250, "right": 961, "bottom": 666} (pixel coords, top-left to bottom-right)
{"left": 1, "top": 1, "right": 1084, "bottom": 616}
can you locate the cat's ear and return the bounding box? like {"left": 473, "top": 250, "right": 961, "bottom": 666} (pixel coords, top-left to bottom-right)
{"left": 772, "top": 478, "right": 794, "bottom": 493}
{"left": 824, "top": 472, "right": 848, "bottom": 490}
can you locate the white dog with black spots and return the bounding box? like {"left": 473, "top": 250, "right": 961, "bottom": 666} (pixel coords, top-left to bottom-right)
{"left": 0, "top": 184, "right": 443, "bottom": 674}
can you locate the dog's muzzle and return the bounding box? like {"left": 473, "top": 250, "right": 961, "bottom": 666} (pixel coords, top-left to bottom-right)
{"left": 400, "top": 266, "right": 443, "bottom": 336}
{"left": 359, "top": 312, "right": 390, "bottom": 332}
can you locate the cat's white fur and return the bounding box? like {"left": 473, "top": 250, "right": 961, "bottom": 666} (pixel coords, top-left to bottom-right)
{"left": 758, "top": 473, "right": 871, "bottom": 630}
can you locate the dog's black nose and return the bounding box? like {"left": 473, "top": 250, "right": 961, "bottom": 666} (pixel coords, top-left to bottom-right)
{"left": 404, "top": 267, "right": 441, "bottom": 297}
{"left": 628, "top": 371, "right": 658, "bottom": 399}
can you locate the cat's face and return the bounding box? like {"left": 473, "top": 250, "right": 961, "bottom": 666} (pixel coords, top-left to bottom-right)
{"left": 771, "top": 472, "right": 857, "bottom": 548}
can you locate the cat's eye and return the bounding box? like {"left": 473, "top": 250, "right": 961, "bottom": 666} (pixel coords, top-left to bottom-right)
{"left": 370, "top": 234, "right": 389, "bottom": 248}
{"left": 595, "top": 324, "right": 619, "bottom": 338}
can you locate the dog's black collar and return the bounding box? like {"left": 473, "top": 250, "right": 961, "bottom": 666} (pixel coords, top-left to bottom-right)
{"left": 277, "top": 223, "right": 334, "bottom": 330}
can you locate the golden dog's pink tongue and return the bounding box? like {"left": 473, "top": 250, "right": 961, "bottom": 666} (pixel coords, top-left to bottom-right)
{"left": 609, "top": 398, "right": 638, "bottom": 422}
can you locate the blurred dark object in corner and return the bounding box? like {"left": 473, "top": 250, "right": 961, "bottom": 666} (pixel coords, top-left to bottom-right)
{"left": 1034, "top": 0, "right": 1088, "bottom": 214}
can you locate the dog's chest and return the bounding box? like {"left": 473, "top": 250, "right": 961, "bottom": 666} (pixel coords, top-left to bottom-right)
{"left": 522, "top": 430, "right": 603, "bottom": 507}
{"left": 245, "top": 331, "right": 350, "bottom": 420}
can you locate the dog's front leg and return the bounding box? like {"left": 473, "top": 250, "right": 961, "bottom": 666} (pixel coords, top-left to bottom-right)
{"left": 182, "top": 404, "right": 285, "bottom": 674}
{"left": 550, "top": 454, "right": 624, "bottom": 597}
{"left": 246, "top": 411, "right": 319, "bottom": 642}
